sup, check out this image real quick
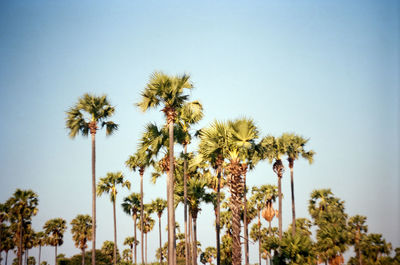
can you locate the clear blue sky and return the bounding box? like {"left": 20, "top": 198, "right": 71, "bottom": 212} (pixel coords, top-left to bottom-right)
{"left": 0, "top": 0, "right": 399, "bottom": 263}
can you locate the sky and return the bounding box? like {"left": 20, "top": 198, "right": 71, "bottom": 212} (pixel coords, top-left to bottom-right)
{"left": 0, "top": 0, "right": 399, "bottom": 264}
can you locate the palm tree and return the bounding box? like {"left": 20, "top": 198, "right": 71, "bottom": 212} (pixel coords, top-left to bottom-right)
{"left": 259, "top": 136, "right": 286, "bottom": 239}
{"left": 0, "top": 224, "right": 15, "bottom": 265}
{"left": 97, "top": 172, "right": 131, "bottom": 265}
{"left": 280, "top": 133, "right": 315, "bottom": 236}
{"left": 126, "top": 151, "right": 153, "bottom": 265}
{"left": 34, "top": 231, "right": 46, "bottom": 265}
{"left": 137, "top": 212, "right": 155, "bottom": 265}
{"left": 176, "top": 100, "right": 203, "bottom": 265}
{"left": 123, "top": 237, "right": 138, "bottom": 263}
{"left": 149, "top": 198, "right": 167, "bottom": 265}
{"left": 121, "top": 193, "right": 141, "bottom": 264}
{"left": 137, "top": 71, "right": 193, "bottom": 265}
{"left": 43, "top": 218, "right": 67, "bottom": 265}
{"left": 6, "top": 189, "right": 38, "bottom": 265}
{"left": 348, "top": 215, "right": 368, "bottom": 265}
{"left": 66, "top": 93, "right": 118, "bottom": 265}
{"left": 71, "top": 215, "right": 93, "bottom": 265}
{"left": 101, "top": 241, "right": 120, "bottom": 264}
{"left": 198, "top": 121, "right": 230, "bottom": 265}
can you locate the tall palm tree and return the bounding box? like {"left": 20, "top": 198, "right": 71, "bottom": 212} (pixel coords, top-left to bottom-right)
{"left": 250, "top": 185, "right": 278, "bottom": 265}
{"left": 66, "top": 93, "right": 118, "bottom": 265}
{"left": 97, "top": 172, "right": 131, "bottom": 265}
{"left": 126, "top": 151, "right": 153, "bottom": 265}
{"left": 137, "top": 71, "right": 193, "bottom": 265}
{"left": 6, "top": 189, "right": 38, "bottom": 265}
{"left": 176, "top": 100, "right": 203, "bottom": 265}
{"left": 71, "top": 215, "right": 93, "bottom": 265}
{"left": 280, "top": 133, "right": 315, "bottom": 236}
{"left": 198, "top": 121, "right": 230, "bottom": 265}
{"left": 149, "top": 198, "right": 167, "bottom": 265}
{"left": 43, "top": 218, "right": 67, "bottom": 265}
{"left": 259, "top": 136, "right": 286, "bottom": 239}
{"left": 121, "top": 193, "right": 141, "bottom": 264}
{"left": 348, "top": 215, "right": 368, "bottom": 265}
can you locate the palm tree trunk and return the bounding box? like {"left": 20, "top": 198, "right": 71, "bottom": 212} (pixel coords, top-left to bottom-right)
{"left": 188, "top": 211, "right": 193, "bottom": 264}
{"left": 167, "top": 119, "right": 176, "bottom": 265}
{"left": 38, "top": 245, "right": 41, "bottom": 265}
{"left": 140, "top": 170, "right": 144, "bottom": 265}
{"left": 113, "top": 199, "right": 117, "bottom": 265}
{"left": 91, "top": 131, "right": 96, "bottom": 265}
{"left": 289, "top": 161, "right": 296, "bottom": 237}
{"left": 183, "top": 143, "right": 189, "bottom": 265}
{"left": 133, "top": 214, "right": 137, "bottom": 265}
{"left": 145, "top": 233, "right": 148, "bottom": 265}
{"left": 243, "top": 171, "right": 249, "bottom": 265}
{"left": 278, "top": 174, "right": 282, "bottom": 240}
{"left": 216, "top": 165, "right": 221, "bottom": 265}
{"left": 258, "top": 210, "right": 261, "bottom": 265}
{"left": 18, "top": 223, "right": 22, "bottom": 265}
{"left": 5, "top": 251, "right": 8, "bottom": 265}
{"left": 25, "top": 249, "right": 28, "bottom": 265}
{"left": 192, "top": 215, "right": 198, "bottom": 265}
{"left": 159, "top": 216, "right": 162, "bottom": 265}
{"left": 82, "top": 249, "right": 85, "bottom": 265}
{"left": 55, "top": 245, "right": 57, "bottom": 265}
{"left": 230, "top": 170, "right": 242, "bottom": 265}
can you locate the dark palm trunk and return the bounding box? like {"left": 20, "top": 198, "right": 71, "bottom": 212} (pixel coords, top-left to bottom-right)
{"left": 188, "top": 211, "right": 193, "bottom": 264}
{"left": 81, "top": 249, "right": 85, "bottom": 265}
{"left": 243, "top": 170, "right": 249, "bottom": 265}
{"left": 167, "top": 118, "right": 176, "bottom": 265}
{"left": 133, "top": 214, "right": 137, "bottom": 265}
{"left": 192, "top": 214, "right": 198, "bottom": 265}
{"left": 278, "top": 175, "right": 282, "bottom": 240}
{"left": 38, "top": 245, "right": 41, "bottom": 265}
{"left": 91, "top": 129, "right": 96, "bottom": 265}
{"left": 229, "top": 162, "right": 243, "bottom": 265}
{"left": 18, "top": 223, "right": 22, "bottom": 265}
{"left": 183, "top": 143, "right": 189, "bottom": 265}
{"left": 216, "top": 164, "right": 222, "bottom": 265}
{"left": 113, "top": 198, "right": 117, "bottom": 265}
{"left": 140, "top": 169, "right": 144, "bottom": 265}
{"left": 5, "top": 250, "right": 8, "bottom": 265}
{"left": 55, "top": 245, "right": 58, "bottom": 265}
{"left": 158, "top": 215, "right": 162, "bottom": 265}
{"left": 289, "top": 159, "right": 296, "bottom": 237}
{"left": 25, "top": 249, "right": 28, "bottom": 265}
{"left": 258, "top": 210, "right": 261, "bottom": 265}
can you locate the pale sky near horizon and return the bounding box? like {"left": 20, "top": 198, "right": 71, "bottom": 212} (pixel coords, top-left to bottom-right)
{"left": 0, "top": 0, "right": 399, "bottom": 264}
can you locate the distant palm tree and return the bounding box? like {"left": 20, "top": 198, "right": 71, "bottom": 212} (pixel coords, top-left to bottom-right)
{"left": 0, "top": 224, "right": 15, "bottom": 265}
{"left": 6, "top": 189, "right": 38, "bottom": 265}
{"left": 348, "top": 215, "right": 368, "bottom": 265}
{"left": 176, "top": 100, "right": 203, "bottom": 265}
{"left": 137, "top": 212, "right": 155, "bottom": 265}
{"left": 43, "top": 218, "right": 67, "bottom": 265}
{"left": 281, "top": 133, "right": 315, "bottom": 236}
{"left": 34, "top": 231, "right": 46, "bottom": 265}
{"left": 66, "top": 93, "right": 118, "bottom": 265}
{"left": 137, "top": 71, "right": 193, "bottom": 265}
{"left": 97, "top": 172, "right": 131, "bottom": 265}
{"left": 70, "top": 215, "right": 92, "bottom": 265}
{"left": 149, "top": 198, "right": 167, "bottom": 265}
{"left": 123, "top": 237, "right": 138, "bottom": 263}
{"left": 126, "top": 151, "right": 153, "bottom": 265}
{"left": 121, "top": 193, "right": 141, "bottom": 264}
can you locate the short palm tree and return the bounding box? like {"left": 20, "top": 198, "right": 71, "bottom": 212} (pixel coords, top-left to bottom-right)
{"left": 66, "top": 93, "right": 118, "bottom": 265}
{"left": 176, "top": 100, "right": 203, "bottom": 265}
{"left": 137, "top": 71, "right": 193, "bottom": 265}
{"left": 198, "top": 121, "right": 231, "bottom": 265}
{"left": 71, "top": 214, "right": 93, "bottom": 265}
{"left": 280, "top": 133, "right": 315, "bottom": 236}
{"left": 121, "top": 193, "right": 141, "bottom": 264}
{"left": 126, "top": 151, "right": 153, "bottom": 265}
{"left": 43, "top": 218, "right": 67, "bottom": 265}
{"left": 149, "top": 198, "right": 167, "bottom": 265}
{"left": 123, "top": 237, "right": 138, "bottom": 263}
{"left": 97, "top": 172, "right": 131, "bottom": 265}
{"left": 6, "top": 189, "right": 38, "bottom": 265}
{"left": 137, "top": 211, "right": 155, "bottom": 265}
{"left": 34, "top": 231, "right": 46, "bottom": 265}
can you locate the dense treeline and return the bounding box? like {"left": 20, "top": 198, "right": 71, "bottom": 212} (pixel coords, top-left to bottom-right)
{"left": 0, "top": 71, "right": 398, "bottom": 265}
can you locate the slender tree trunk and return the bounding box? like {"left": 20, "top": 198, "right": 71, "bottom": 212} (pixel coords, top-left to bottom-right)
{"left": 133, "top": 214, "right": 137, "bottom": 265}
{"left": 18, "top": 223, "right": 22, "bottom": 265}
{"left": 38, "top": 245, "right": 41, "bottom": 265}
{"left": 159, "top": 216, "right": 162, "bottom": 265}
{"left": 183, "top": 143, "right": 189, "bottom": 265}
{"left": 25, "top": 249, "right": 28, "bottom": 265}
{"left": 243, "top": 171, "right": 249, "bottom": 265}
{"left": 5, "top": 251, "right": 8, "bottom": 265}
{"left": 167, "top": 119, "right": 176, "bottom": 265}
{"left": 188, "top": 211, "right": 193, "bottom": 264}
{"left": 140, "top": 170, "right": 144, "bottom": 265}
{"left": 91, "top": 131, "right": 96, "bottom": 265}
{"left": 82, "top": 249, "right": 85, "bottom": 265}
{"left": 113, "top": 199, "right": 117, "bottom": 265}
{"left": 258, "top": 210, "right": 261, "bottom": 265}
{"left": 216, "top": 165, "right": 221, "bottom": 265}
{"left": 192, "top": 215, "right": 198, "bottom": 265}
{"left": 145, "top": 233, "right": 148, "bottom": 265}
{"left": 278, "top": 174, "right": 282, "bottom": 240}
{"left": 289, "top": 161, "right": 296, "bottom": 237}
{"left": 55, "top": 245, "right": 57, "bottom": 265}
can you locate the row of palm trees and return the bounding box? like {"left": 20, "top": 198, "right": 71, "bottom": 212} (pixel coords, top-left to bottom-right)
{"left": 64, "top": 71, "right": 317, "bottom": 265}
